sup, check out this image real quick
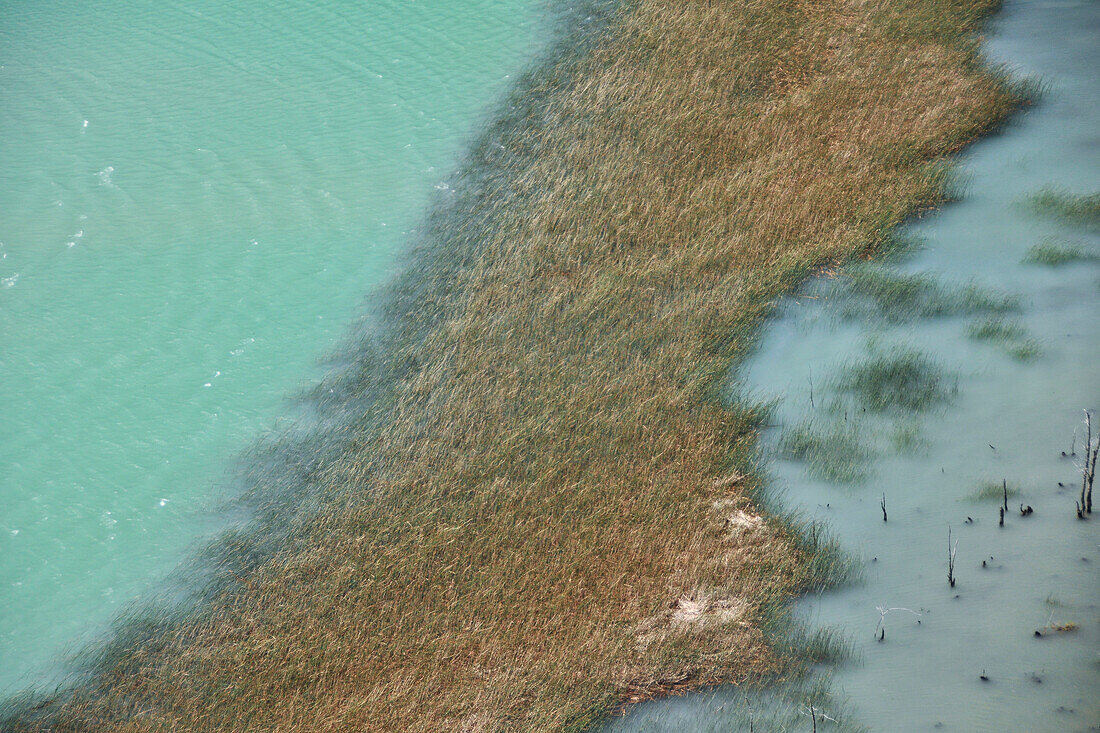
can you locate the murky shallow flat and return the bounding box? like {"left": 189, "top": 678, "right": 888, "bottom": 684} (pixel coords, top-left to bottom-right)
{"left": 0, "top": 0, "right": 544, "bottom": 696}
{"left": 611, "top": 0, "right": 1099, "bottom": 730}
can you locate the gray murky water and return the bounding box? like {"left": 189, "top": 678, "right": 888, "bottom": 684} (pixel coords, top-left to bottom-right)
{"left": 611, "top": 0, "right": 1099, "bottom": 730}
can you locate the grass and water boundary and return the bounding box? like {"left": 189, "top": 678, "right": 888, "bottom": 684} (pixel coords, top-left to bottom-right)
{"left": 2, "top": 0, "right": 1028, "bottom": 729}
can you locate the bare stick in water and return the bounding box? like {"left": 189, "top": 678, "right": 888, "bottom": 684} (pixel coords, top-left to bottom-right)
{"left": 1086, "top": 412, "right": 1097, "bottom": 514}
{"left": 1082, "top": 410, "right": 1096, "bottom": 514}
{"left": 881, "top": 493, "right": 887, "bottom": 522}
{"left": 947, "top": 526, "right": 958, "bottom": 588}
{"left": 875, "top": 604, "right": 921, "bottom": 641}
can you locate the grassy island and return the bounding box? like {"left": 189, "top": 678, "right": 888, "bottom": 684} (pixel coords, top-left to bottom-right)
{"left": 5, "top": 0, "right": 1021, "bottom": 730}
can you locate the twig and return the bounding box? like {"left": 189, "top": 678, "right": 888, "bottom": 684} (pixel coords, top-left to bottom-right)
{"left": 874, "top": 604, "right": 921, "bottom": 640}
{"left": 801, "top": 705, "right": 837, "bottom": 730}
{"left": 947, "top": 526, "right": 958, "bottom": 588}
{"left": 1087, "top": 414, "right": 1097, "bottom": 514}
{"left": 1082, "top": 411, "right": 1096, "bottom": 514}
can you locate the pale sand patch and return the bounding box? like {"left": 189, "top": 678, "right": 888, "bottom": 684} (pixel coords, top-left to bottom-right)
{"left": 671, "top": 594, "right": 750, "bottom": 626}
{"left": 711, "top": 498, "right": 765, "bottom": 535}
{"left": 727, "top": 509, "right": 765, "bottom": 533}
{"left": 635, "top": 591, "right": 751, "bottom": 652}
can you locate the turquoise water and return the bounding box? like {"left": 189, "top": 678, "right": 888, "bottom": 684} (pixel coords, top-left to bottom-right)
{"left": 0, "top": 0, "right": 541, "bottom": 695}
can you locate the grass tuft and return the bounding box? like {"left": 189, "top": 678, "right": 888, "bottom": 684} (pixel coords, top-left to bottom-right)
{"left": 778, "top": 420, "right": 871, "bottom": 484}
{"left": 967, "top": 317, "right": 1040, "bottom": 360}
{"left": 890, "top": 422, "right": 928, "bottom": 452}
{"left": 969, "top": 480, "right": 1020, "bottom": 502}
{"left": 836, "top": 264, "right": 1019, "bottom": 322}
{"left": 1026, "top": 187, "right": 1100, "bottom": 228}
{"left": 836, "top": 349, "right": 950, "bottom": 412}
{"left": 967, "top": 317, "right": 1027, "bottom": 341}
{"left": 1022, "top": 239, "right": 1099, "bottom": 266}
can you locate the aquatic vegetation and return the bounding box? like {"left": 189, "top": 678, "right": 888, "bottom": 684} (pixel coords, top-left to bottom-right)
{"left": 968, "top": 317, "right": 1027, "bottom": 342}
{"left": 968, "top": 480, "right": 1021, "bottom": 502}
{"left": 790, "top": 627, "right": 856, "bottom": 667}
{"left": 861, "top": 231, "right": 926, "bottom": 262}
{"left": 967, "top": 317, "right": 1041, "bottom": 360}
{"left": 835, "top": 263, "right": 1019, "bottom": 322}
{"left": 1021, "top": 239, "right": 1099, "bottom": 266}
{"left": 1006, "top": 340, "right": 1042, "bottom": 361}
{"left": 0, "top": 0, "right": 1021, "bottom": 729}
{"left": 836, "top": 349, "right": 950, "bottom": 412}
{"left": 779, "top": 420, "right": 871, "bottom": 484}
{"left": 611, "top": 671, "right": 866, "bottom": 733}
{"left": 890, "top": 422, "right": 928, "bottom": 452}
{"left": 1027, "top": 187, "right": 1100, "bottom": 228}
{"left": 840, "top": 266, "right": 948, "bottom": 320}
{"left": 958, "top": 283, "right": 1021, "bottom": 314}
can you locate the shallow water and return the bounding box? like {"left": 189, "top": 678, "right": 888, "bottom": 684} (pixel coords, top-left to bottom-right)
{"left": 0, "top": 0, "right": 543, "bottom": 695}
{"left": 611, "top": 0, "right": 1099, "bottom": 730}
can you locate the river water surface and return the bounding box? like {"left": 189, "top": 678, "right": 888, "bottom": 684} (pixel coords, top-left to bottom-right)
{"left": 612, "top": 0, "right": 1098, "bottom": 730}
{"left": 1, "top": 0, "right": 545, "bottom": 696}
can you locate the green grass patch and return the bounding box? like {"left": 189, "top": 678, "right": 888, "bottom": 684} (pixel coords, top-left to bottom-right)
{"left": 1022, "top": 239, "right": 1099, "bottom": 266}
{"left": 968, "top": 480, "right": 1020, "bottom": 502}
{"left": 835, "top": 264, "right": 1019, "bottom": 322}
{"left": 890, "top": 422, "right": 927, "bottom": 452}
{"left": 967, "top": 317, "right": 1027, "bottom": 341}
{"left": 958, "top": 284, "right": 1021, "bottom": 314}
{"left": 967, "top": 317, "right": 1040, "bottom": 360}
{"left": 778, "top": 419, "right": 870, "bottom": 483}
{"left": 1027, "top": 187, "right": 1100, "bottom": 228}
{"left": 835, "top": 349, "right": 950, "bottom": 412}
{"left": 1007, "top": 340, "right": 1041, "bottom": 361}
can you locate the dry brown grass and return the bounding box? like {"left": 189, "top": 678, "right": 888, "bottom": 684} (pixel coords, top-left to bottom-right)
{"left": 5, "top": 0, "right": 1020, "bottom": 730}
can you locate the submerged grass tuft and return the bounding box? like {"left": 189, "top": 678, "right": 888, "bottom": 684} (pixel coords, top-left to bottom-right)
{"left": 842, "top": 266, "right": 945, "bottom": 320}
{"left": 968, "top": 317, "right": 1027, "bottom": 341}
{"left": 969, "top": 480, "right": 1020, "bottom": 502}
{"left": 1022, "top": 239, "right": 1099, "bottom": 266}
{"left": 1006, "top": 340, "right": 1041, "bottom": 361}
{"left": 958, "top": 284, "right": 1021, "bottom": 314}
{"left": 779, "top": 420, "right": 870, "bottom": 484}
{"left": 890, "top": 422, "right": 928, "bottom": 452}
{"left": 967, "top": 317, "right": 1041, "bottom": 360}
{"left": 835, "top": 263, "right": 1019, "bottom": 322}
{"left": 836, "top": 349, "right": 950, "bottom": 412}
{"left": 1027, "top": 187, "right": 1100, "bottom": 228}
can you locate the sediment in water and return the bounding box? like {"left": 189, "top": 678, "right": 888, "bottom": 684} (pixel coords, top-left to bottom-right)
{"left": 2, "top": 0, "right": 1024, "bottom": 730}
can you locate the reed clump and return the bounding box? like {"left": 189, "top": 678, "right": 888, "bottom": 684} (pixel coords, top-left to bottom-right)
{"left": 967, "top": 317, "right": 1040, "bottom": 360}
{"left": 891, "top": 422, "right": 928, "bottom": 452}
{"left": 833, "top": 263, "right": 1019, "bottom": 322}
{"left": 779, "top": 420, "right": 870, "bottom": 484}
{"left": 836, "top": 350, "right": 950, "bottom": 413}
{"left": 1, "top": 0, "right": 1020, "bottom": 730}
{"left": 969, "top": 481, "right": 1021, "bottom": 502}
{"left": 1021, "top": 239, "right": 1099, "bottom": 266}
{"left": 1026, "top": 187, "right": 1100, "bottom": 228}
